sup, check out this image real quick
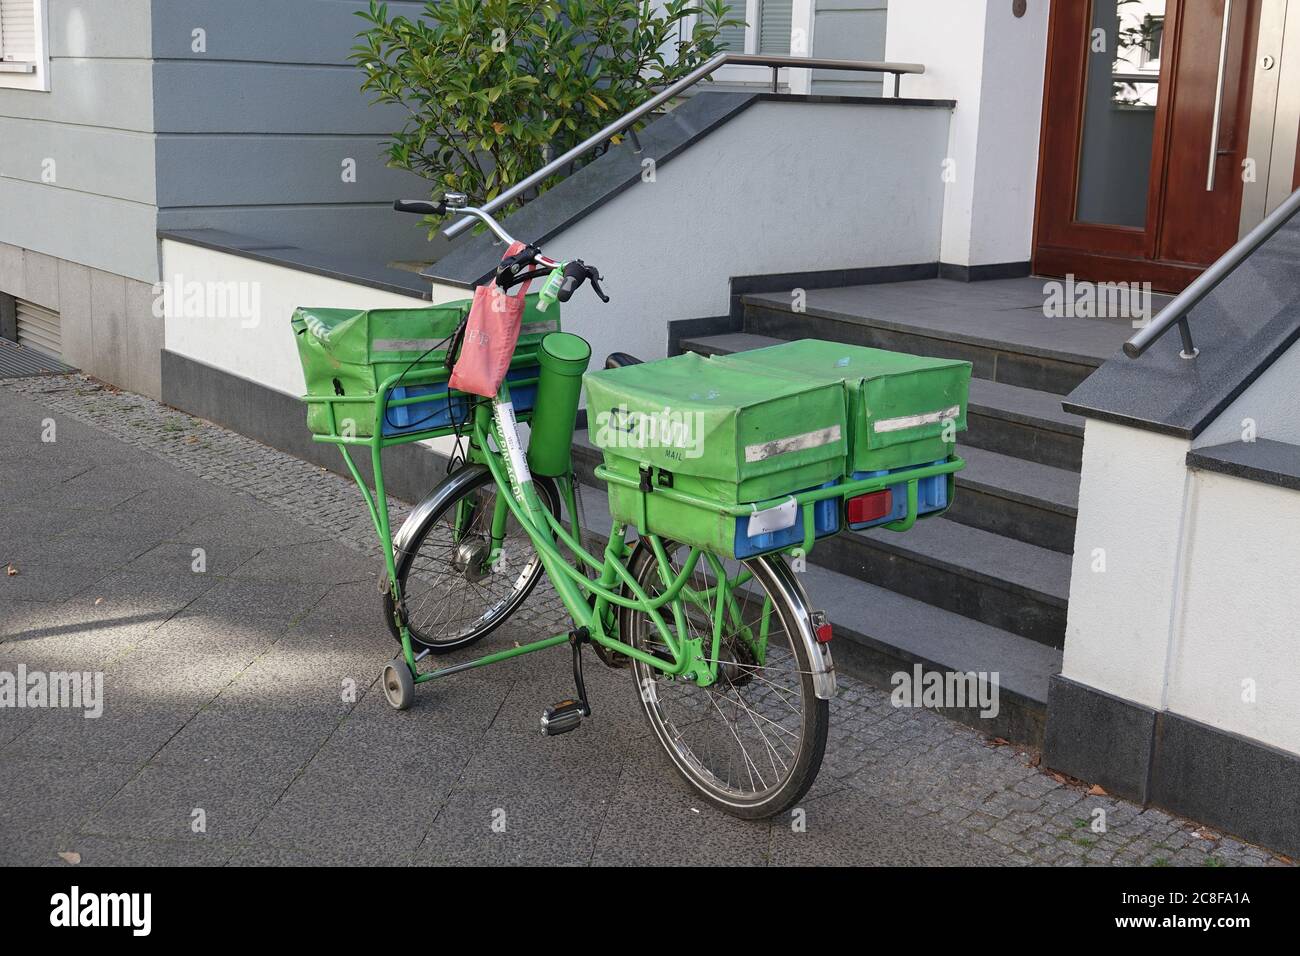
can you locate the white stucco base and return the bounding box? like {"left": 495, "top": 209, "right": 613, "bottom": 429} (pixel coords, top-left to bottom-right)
{"left": 1064, "top": 339, "right": 1300, "bottom": 757}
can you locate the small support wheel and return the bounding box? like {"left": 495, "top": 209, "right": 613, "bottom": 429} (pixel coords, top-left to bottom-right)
{"left": 382, "top": 658, "right": 415, "bottom": 711}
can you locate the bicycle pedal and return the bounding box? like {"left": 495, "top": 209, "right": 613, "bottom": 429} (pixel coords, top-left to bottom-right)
{"left": 540, "top": 699, "right": 586, "bottom": 736}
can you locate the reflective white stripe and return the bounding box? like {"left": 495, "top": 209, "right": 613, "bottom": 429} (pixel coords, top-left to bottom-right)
{"left": 520, "top": 319, "right": 559, "bottom": 335}
{"left": 374, "top": 338, "right": 446, "bottom": 352}
{"left": 744, "top": 424, "right": 841, "bottom": 463}
{"left": 873, "top": 405, "right": 960, "bottom": 434}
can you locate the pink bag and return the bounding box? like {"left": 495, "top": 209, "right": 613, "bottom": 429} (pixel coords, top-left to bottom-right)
{"left": 448, "top": 242, "right": 533, "bottom": 398}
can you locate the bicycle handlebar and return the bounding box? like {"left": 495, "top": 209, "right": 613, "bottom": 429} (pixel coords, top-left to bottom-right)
{"left": 393, "top": 197, "right": 609, "bottom": 305}
{"left": 393, "top": 199, "right": 446, "bottom": 217}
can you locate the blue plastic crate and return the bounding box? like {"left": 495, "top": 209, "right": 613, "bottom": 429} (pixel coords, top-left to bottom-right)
{"left": 504, "top": 365, "right": 540, "bottom": 414}
{"left": 382, "top": 385, "right": 470, "bottom": 436}
{"left": 734, "top": 481, "right": 840, "bottom": 559}
{"left": 381, "top": 364, "right": 541, "bottom": 437}
{"left": 846, "top": 460, "right": 949, "bottom": 530}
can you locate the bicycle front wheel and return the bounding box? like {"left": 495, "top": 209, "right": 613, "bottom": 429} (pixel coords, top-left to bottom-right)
{"left": 387, "top": 466, "right": 559, "bottom": 653}
{"left": 621, "top": 541, "right": 830, "bottom": 819}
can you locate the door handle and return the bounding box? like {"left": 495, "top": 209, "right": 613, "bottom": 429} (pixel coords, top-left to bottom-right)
{"left": 1207, "top": 0, "right": 1234, "bottom": 191}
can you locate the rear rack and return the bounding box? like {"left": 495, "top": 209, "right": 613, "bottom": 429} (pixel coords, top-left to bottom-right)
{"left": 594, "top": 455, "right": 966, "bottom": 555}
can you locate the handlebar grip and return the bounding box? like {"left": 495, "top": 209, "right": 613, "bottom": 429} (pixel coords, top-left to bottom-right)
{"left": 556, "top": 261, "right": 587, "bottom": 303}
{"left": 393, "top": 199, "right": 446, "bottom": 216}
{"left": 557, "top": 274, "right": 581, "bottom": 302}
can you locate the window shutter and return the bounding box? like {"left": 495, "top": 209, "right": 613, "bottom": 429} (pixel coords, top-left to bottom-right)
{"left": 715, "top": 1, "right": 748, "bottom": 52}
{"left": 0, "top": 0, "right": 37, "bottom": 62}
{"left": 758, "top": 0, "right": 793, "bottom": 56}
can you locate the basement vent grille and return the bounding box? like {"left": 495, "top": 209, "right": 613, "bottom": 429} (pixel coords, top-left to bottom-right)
{"left": 15, "top": 297, "right": 61, "bottom": 357}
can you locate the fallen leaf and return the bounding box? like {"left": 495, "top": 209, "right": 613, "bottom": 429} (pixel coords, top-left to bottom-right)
{"left": 94, "top": 597, "right": 104, "bottom": 605}
{"left": 991, "top": 737, "right": 1009, "bottom": 747}
{"left": 1049, "top": 772, "right": 1068, "bottom": 784}
{"left": 5, "top": 563, "right": 17, "bottom": 576}
{"left": 1087, "top": 784, "right": 1107, "bottom": 796}
{"left": 57, "top": 851, "right": 81, "bottom": 865}
{"left": 1195, "top": 829, "right": 1220, "bottom": 841}
{"left": 1029, "top": 753, "right": 1042, "bottom": 768}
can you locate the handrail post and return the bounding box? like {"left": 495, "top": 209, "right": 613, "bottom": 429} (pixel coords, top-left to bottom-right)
{"left": 1123, "top": 185, "right": 1300, "bottom": 359}
{"left": 1177, "top": 317, "right": 1199, "bottom": 360}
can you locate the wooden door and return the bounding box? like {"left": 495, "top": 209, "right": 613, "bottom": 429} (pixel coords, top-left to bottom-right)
{"left": 1033, "top": 0, "right": 1260, "bottom": 292}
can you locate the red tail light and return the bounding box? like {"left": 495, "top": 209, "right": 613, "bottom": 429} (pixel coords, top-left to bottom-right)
{"left": 847, "top": 489, "right": 892, "bottom": 525}
{"left": 811, "top": 610, "right": 833, "bottom": 643}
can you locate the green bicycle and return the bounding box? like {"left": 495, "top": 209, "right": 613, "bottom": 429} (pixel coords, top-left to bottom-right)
{"left": 296, "top": 194, "right": 967, "bottom": 819}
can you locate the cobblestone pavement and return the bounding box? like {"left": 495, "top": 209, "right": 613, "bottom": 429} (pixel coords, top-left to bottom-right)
{"left": 1, "top": 374, "right": 1290, "bottom": 866}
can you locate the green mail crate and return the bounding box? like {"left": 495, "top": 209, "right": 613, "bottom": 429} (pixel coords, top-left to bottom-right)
{"left": 292, "top": 294, "right": 560, "bottom": 438}
{"left": 584, "top": 352, "right": 848, "bottom": 557}
{"left": 713, "top": 339, "right": 971, "bottom": 472}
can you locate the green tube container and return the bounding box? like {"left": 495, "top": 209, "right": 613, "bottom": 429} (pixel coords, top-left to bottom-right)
{"left": 526, "top": 332, "right": 592, "bottom": 477}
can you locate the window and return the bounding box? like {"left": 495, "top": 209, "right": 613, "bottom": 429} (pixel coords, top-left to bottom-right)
{"left": 716, "top": 1, "right": 795, "bottom": 56}
{"left": 0, "top": 0, "right": 49, "bottom": 91}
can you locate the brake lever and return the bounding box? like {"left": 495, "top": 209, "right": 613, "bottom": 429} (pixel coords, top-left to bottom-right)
{"left": 589, "top": 272, "right": 610, "bottom": 303}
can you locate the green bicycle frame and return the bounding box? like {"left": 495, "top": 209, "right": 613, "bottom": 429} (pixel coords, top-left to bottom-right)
{"left": 305, "top": 368, "right": 963, "bottom": 692}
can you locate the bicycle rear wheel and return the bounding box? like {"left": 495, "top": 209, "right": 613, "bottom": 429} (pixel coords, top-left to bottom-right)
{"left": 620, "top": 541, "right": 829, "bottom": 819}
{"left": 386, "top": 466, "right": 559, "bottom": 653}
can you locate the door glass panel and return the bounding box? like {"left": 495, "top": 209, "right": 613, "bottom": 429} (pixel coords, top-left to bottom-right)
{"left": 1075, "top": 0, "right": 1166, "bottom": 227}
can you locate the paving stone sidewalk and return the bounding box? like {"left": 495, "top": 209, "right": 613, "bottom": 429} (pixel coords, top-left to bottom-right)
{"left": 0, "top": 374, "right": 1290, "bottom": 867}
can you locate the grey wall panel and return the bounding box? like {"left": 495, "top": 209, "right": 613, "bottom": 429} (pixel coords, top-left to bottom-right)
{"left": 155, "top": 203, "right": 437, "bottom": 266}
{"left": 813, "top": 2, "right": 887, "bottom": 97}
{"left": 0, "top": 118, "right": 156, "bottom": 204}
{"left": 47, "top": 0, "right": 152, "bottom": 58}
{"left": 154, "top": 133, "right": 430, "bottom": 207}
{"left": 151, "top": 0, "right": 427, "bottom": 65}
{"left": 0, "top": 178, "right": 160, "bottom": 282}
{"left": 0, "top": 59, "right": 154, "bottom": 132}
{"left": 151, "top": 61, "right": 407, "bottom": 134}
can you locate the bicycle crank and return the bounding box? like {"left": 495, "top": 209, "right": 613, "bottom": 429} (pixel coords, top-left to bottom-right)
{"left": 540, "top": 629, "right": 593, "bottom": 736}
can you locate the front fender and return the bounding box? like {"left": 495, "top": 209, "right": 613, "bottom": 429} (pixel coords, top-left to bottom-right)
{"left": 390, "top": 463, "right": 493, "bottom": 557}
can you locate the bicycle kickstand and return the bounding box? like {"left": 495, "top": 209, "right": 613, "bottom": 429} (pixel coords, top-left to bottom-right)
{"left": 540, "top": 628, "right": 592, "bottom": 737}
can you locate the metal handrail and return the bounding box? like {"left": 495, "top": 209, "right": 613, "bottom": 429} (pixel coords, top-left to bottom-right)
{"left": 442, "top": 52, "right": 925, "bottom": 240}
{"left": 1124, "top": 186, "right": 1300, "bottom": 359}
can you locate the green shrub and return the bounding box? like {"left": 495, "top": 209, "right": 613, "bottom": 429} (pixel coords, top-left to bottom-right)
{"left": 352, "top": 0, "right": 743, "bottom": 227}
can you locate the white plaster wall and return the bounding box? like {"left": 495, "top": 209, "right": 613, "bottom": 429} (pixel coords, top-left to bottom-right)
{"left": 164, "top": 100, "right": 948, "bottom": 401}
{"left": 884, "top": 0, "right": 1049, "bottom": 266}
{"left": 515, "top": 99, "right": 949, "bottom": 377}
{"left": 1167, "top": 470, "right": 1300, "bottom": 753}
{"left": 161, "top": 239, "right": 446, "bottom": 396}
{"left": 1062, "top": 418, "right": 1192, "bottom": 710}
{"left": 1193, "top": 343, "right": 1300, "bottom": 448}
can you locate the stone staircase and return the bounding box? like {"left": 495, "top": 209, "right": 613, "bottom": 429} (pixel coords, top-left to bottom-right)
{"left": 572, "top": 277, "right": 1146, "bottom": 746}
